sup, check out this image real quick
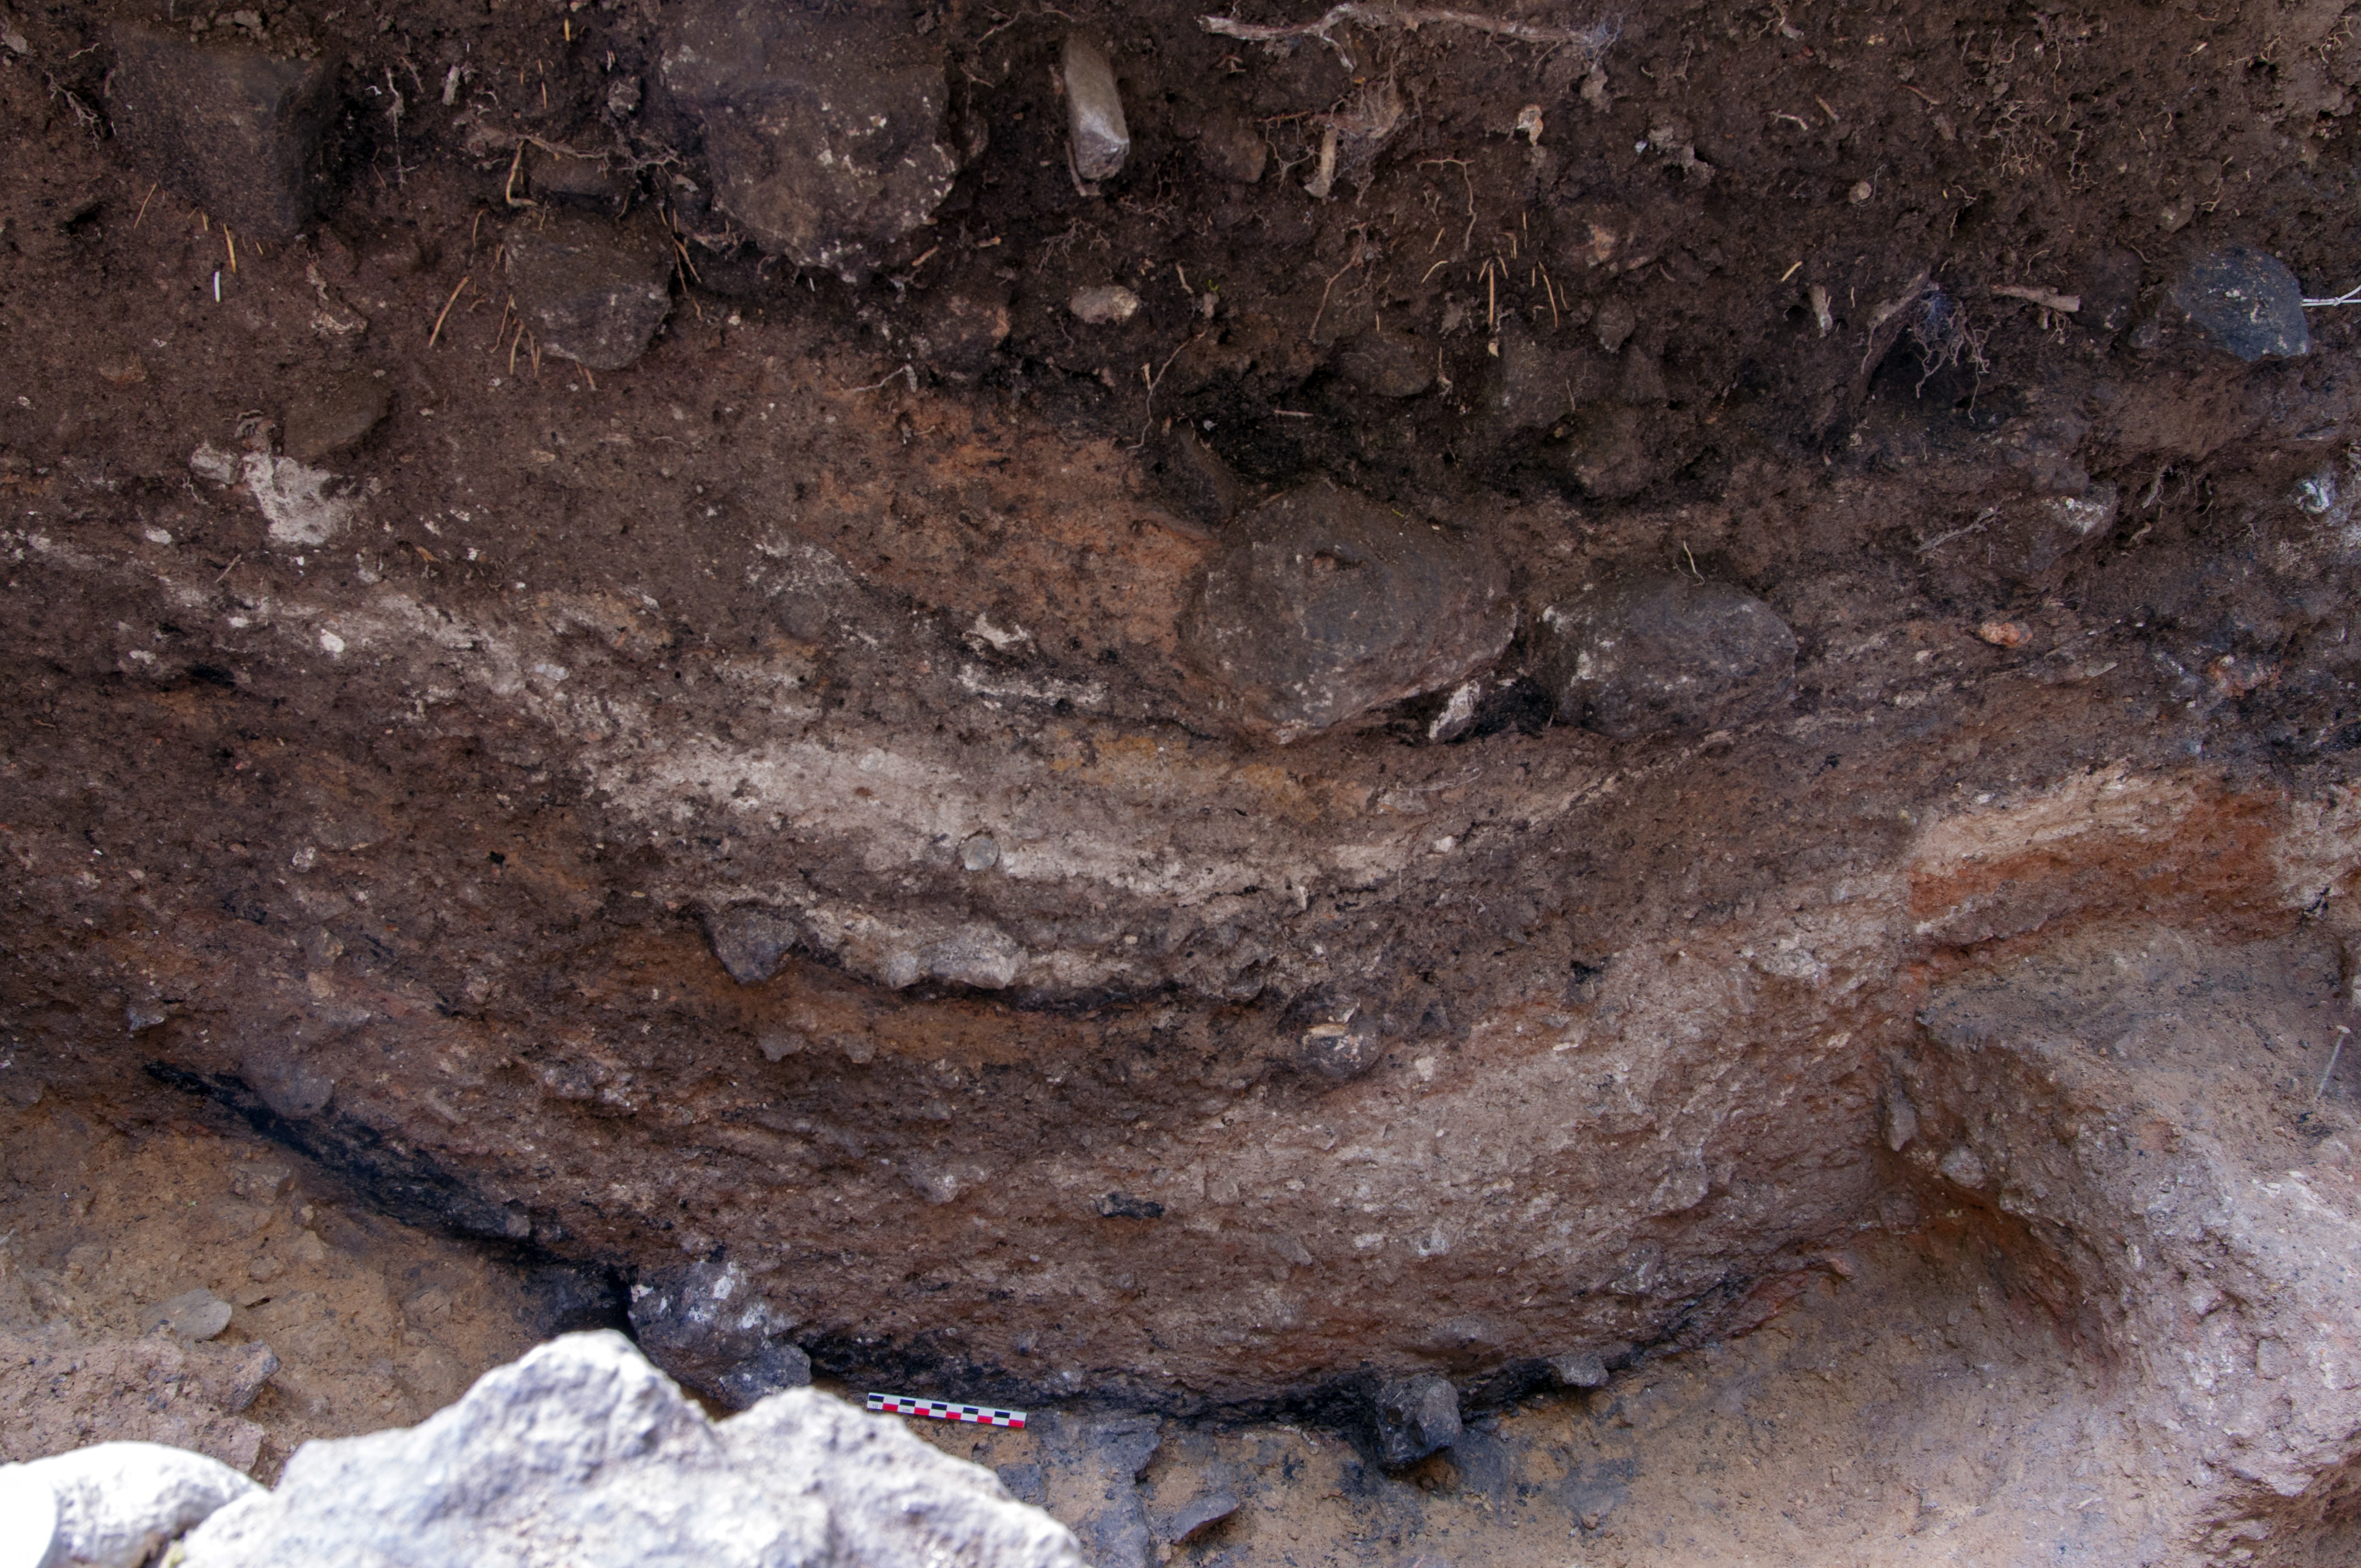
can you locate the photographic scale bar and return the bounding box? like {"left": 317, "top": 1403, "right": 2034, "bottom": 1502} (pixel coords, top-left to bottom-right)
{"left": 866, "top": 1392, "right": 1028, "bottom": 1429}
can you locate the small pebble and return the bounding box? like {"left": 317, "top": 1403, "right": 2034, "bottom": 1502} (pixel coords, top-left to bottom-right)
{"left": 149, "top": 1288, "right": 233, "bottom": 1341}
{"left": 282, "top": 375, "right": 389, "bottom": 464}
{"left": 1938, "top": 1145, "right": 1989, "bottom": 1189}
{"left": 1594, "top": 298, "right": 1637, "bottom": 355}
{"left": 959, "top": 834, "right": 1000, "bottom": 872}
{"left": 230, "top": 1163, "right": 291, "bottom": 1202}
{"left": 1061, "top": 36, "right": 1129, "bottom": 182}
{"left": 1548, "top": 1351, "right": 1610, "bottom": 1389}
{"left": 1069, "top": 285, "right": 1140, "bottom": 325}
{"left": 1976, "top": 620, "right": 2032, "bottom": 648}
{"left": 703, "top": 906, "right": 799, "bottom": 986}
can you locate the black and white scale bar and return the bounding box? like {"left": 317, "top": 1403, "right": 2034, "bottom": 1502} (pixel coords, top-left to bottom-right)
{"left": 866, "top": 1392, "right": 1027, "bottom": 1429}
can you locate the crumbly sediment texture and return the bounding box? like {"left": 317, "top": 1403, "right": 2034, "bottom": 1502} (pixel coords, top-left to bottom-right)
{"left": 7, "top": 0, "right": 2361, "bottom": 1561}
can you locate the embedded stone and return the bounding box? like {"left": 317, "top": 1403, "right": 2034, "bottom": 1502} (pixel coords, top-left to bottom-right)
{"left": 914, "top": 926, "right": 1024, "bottom": 990}
{"left": 147, "top": 1289, "right": 233, "bottom": 1342}
{"left": 1194, "top": 108, "right": 1267, "bottom": 184}
{"left": 1062, "top": 36, "right": 1129, "bottom": 183}
{"left": 528, "top": 145, "right": 624, "bottom": 206}
{"left": 1977, "top": 483, "right": 2122, "bottom": 582}
{"left": 657, "top": 3, "right": 960, "bottom": 280}
{"left": 627, "top": 1261, "right": 810, "bottom": 1411}
{"left": 108, "top": 25, "right": 339, "bottom": 241}
{"left": 1038, "top": 1414, "right": 1160, "bottom": 1568}
{"left": 909, "top": 286, "right": 1011, "bottom": 378}
{"left": 1179, "top": 485, "right": 1514, "bottom": 743}
{"left": 504, "top": 217, "right": 673, "bottom": 372}
{"left": 11, "top": 1442, "right": 259, "bottom": 1568}
{"left": 1535, "top": 576, "right": 1796, "bottom": 741}
{"left": 1294, "top": 1020, "right": 1380, "bottom": 1081}
{"left": 1548, "top": 1351, "right": 1610, "bottom": 1389}
{"left": 2164, "top": 245, "right": 2309, "bottom": 362}
{"left": 1069, "top": 285, "right": 1140, "bottom": 325}
{"left": 1143, "top": 425, "right": 1241, "bottom": 530}
{"left": 281, "top": 376, "right": 388, "bottom": 464}
{"left": 703, "top": 905, "right": 799, "bottom": 986}
{"left": 1369, "top": 1373, "right": 1461, "bottom": 1468}
{"left": 1146, "top": 1460, "right": 1239, "bottom": 1545}
{"left": 178, "top": 1333, "right": 1081, "bottom": 1567}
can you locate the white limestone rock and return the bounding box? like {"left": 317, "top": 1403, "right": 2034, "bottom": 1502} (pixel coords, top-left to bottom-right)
{"left": 4, "top": 1441, "right": 259, "bottom": 1568}
{"left": 178, "top": 1330, "right": 1082, "bottom": 1568}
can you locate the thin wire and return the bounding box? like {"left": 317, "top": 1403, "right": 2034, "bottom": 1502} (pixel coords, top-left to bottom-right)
{"left": 2302, "top": 283, "right": 2361, "bottom": 308}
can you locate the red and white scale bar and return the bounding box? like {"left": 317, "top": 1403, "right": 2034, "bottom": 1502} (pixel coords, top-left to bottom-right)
{"left": 866, "top": 1392, "right": 1027, "bottom": 1429}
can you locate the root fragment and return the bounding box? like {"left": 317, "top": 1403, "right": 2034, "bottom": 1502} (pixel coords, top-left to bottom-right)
{"left": 1201, "top": 5, "right": 1619, "bottom": 72}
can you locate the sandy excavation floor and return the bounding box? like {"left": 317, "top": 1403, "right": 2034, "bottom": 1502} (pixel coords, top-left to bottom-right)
{"left": 3, "top": 1083, "right": 2228, "bottom": 1566}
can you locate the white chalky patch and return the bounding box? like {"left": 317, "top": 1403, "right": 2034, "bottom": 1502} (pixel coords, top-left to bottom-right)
{"left": 243, "top": 453, "right": 360, "bottom": 546}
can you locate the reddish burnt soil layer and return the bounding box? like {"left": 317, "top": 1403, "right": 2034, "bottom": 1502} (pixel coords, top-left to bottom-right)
{"left": 9, "top": 1, "right": 2361, "bottom": 1562}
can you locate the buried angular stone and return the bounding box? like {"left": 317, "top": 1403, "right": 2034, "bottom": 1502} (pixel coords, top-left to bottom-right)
{"left": 527, "top": 145, "right": 624, "bottom": 206}
{"left": 503, "top": 217, "right": 673, "bottom": 373}
{"left": 1294, "top": 1019, "right": 1381, "bottom": 1081}
{"left": 1061, "top": 36, "right": 1130, "bottom": 183}
{"left": 909, "top": 286, "right": 1011, "bottom": 379}
{"left": 2164, "top": 246, "right": 2309, "bottom": 362}
{"left": 1179, "top": 485, "right": 1514, "bottom": 743}
{"left": 1147, "top": 1459, "right": 1240, "bottom": 1545}
{"left": 1978, "top": 483, "right": 2121, "bottom": 582}
{"left": 1534, "top": 576, "right": 1797, "bottom": 741}
{"left": 1144, "top": 425, "right": 1241, "bottom": 530}
{"left": 1548, "top": 1351, "right": 1611, "bottom": 1389}
{"left": 657, "top": 3, "right": 960, "bottom": 280}
{"left": 627, "top": 1260, "right": 810, "bottom": 1411}
{"left": 702, "top": 905, "right": 799, "bottom": 986}
{"left": 108, "top": 25, "right": 339, "bottom": 242}
{"left": 281, "top": 376, "right": 388, "bottom": 464}
{"left": 1369, "top": 1373, "right": 1462, "bottom": 1468}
